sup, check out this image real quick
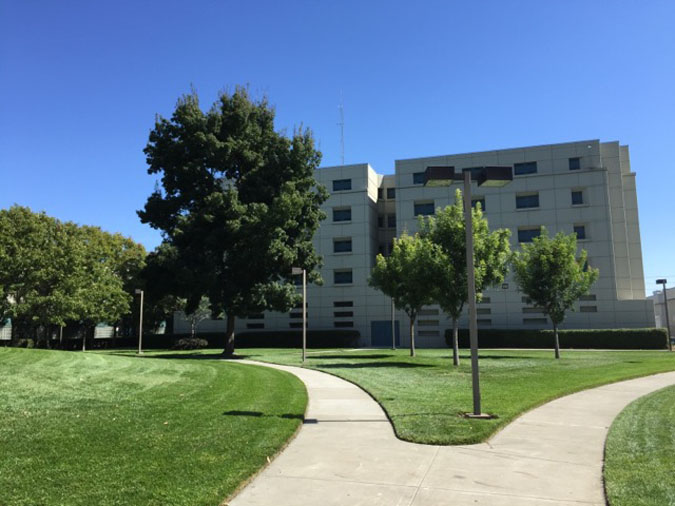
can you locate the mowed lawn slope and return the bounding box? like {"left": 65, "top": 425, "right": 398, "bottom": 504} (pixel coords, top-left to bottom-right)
{"left": 604, "top": 385, "right": 675, "bottom": 506}
{"left": 235, "top": 348, "right": 675, "bottom": 445}
{"left": 0, "top": 348, "right": 306, "bottom": 506}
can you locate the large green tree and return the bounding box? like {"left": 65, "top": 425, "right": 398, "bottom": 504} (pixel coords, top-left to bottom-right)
{"left": 138, "top": 87, "right": 328, "bottom": 355}
{"left": 369, "top": 233, "right": 443, "bottom": 357}
{"left": 419, "top": 191, "right": 511, "bottom": 365}
{"left": 0, "top": 206, "right": 145, "bottom": 347}
{"left": 512, "top": 228, "right": 599, "bottom": 359}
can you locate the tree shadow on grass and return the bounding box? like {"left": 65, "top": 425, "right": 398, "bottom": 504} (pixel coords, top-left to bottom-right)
{"left": 306, "top": 353, "right": 393, "bottom": 360}
{"left": 223, "top": 410, "right": 304, "bottom": 420}
{"left": 317, "top": 361, "right": 433, "bottom": 369}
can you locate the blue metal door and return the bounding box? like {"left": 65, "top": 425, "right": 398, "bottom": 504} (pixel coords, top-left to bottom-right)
{"left": 371, "top": 320, "right": 400, "bottom": 347}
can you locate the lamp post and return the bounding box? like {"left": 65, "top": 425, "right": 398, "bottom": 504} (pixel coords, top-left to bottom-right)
{"left": 656, "top": 279, "right": 672, "bottom": 351}
{"left": 292, "top": 267, "right": 307, "bottom": 362}
{"left": 424, "top": 165, "right": 513, "bottom": 417}
{"left": 135, "top": 289, "right": 144, "bottom": 355}
{"left": 391, "top": 298, "right": 396, "bottom": 350}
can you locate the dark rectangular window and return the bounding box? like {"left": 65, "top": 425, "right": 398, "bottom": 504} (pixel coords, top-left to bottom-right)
{"left": 333, "top": 239, "right": 352, "bottom": 253}
{"left": 414, "top": 202, "right": 435, "bottom": 216}
{"left": 333, "top": 301, "right": 353, "bottom": 307}
{"left": 514, "top": 161, "right": 538, "bottom": 175}
{"left": 334, "top": 270, "right": 353, "bottom": 284}
{"left": 334, "top": 321, "right": 354, "bottom": 328}
{"left": 569, "top": 157, "right": 581, "bottom": 170}
{"left": 334, "top": 311, "right": 353, "bottom": 317}
{"left": 571, "top": 190, "right": 583, "bottom": 205}
{"left": 518, "top": 227, "right": 541, "bottom": 243}
{"left": 332, "top": 179, "right": 351, "bottom": 191}
{"left": 479, "top": 297, "right": 491, "bottom": 304}
{"left": 579, "top": 294, "right": 596, "bottom": 301}
{"left": 246, "top": 323, "right": 265, "bottom": 329}
{"left": 289, "top": 322, "right": 305, "bottom": 329}
{"left": 378, "top": 215, "right": 384, "bottom": 227}
{"left": 477, "top": 308, "right": 491, "bottom": 315}
{"left": 472, "top": 198, "right": 486, "bottom": 211}
{"left": 523, "top": 317, "right": 547, "bottom": 324}
{"left": 377, "top": 188, "right": 383, "bottom": 199}
{"left": 289, "top": 312, "right": 305, "bottom": 319}
{"left": 574, "top": 225, "right": 586, "bottom": 240}
{"left": 387, "top": 214, "right": 396, "bottom": 228}
{"left": 247, "top": 314, "right": 264, "bottom": 320}
{"left": 516, "top": 193, "right": 539, "bottom": 209}
{"left": 413, "top": 172, "right": 426, "bottom": 184}
{"left": 580, "top": 305, "right": 597, "bottom": 313}
{"left": 333, "top": 208, "right": 351, "bottom": 222}
{"left": 386, "top": 187, "right": 396, "bottom": 199}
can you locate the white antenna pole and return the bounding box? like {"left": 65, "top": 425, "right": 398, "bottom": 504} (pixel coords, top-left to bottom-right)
{"left": 338, "top": 91, "right": 345, "bottom": 165}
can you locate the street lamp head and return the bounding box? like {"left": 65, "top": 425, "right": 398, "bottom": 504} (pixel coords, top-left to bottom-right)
{"left": 291, "top": 267, "right": 304, "bottom": 275}
{"left": 657, "top": 279, "right": 668, "bottom": 285}
{"left": 134, "top": 289, "right": 143, "bottom": 295}
{"left": 423, "top": 166, "right": 455, "bottom": 186}
{"left": 473, "top": 166, "right": 513, "bottom": 187}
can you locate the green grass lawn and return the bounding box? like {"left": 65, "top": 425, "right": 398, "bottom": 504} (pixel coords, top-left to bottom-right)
{"left": 604, "top": 385, "right": 675, "bottom": 506}
{"left": 0, "top": 348, "right": 306, "bottom": 506}
{"left": 214, "top": 347, "right": 675, "bottom": 445}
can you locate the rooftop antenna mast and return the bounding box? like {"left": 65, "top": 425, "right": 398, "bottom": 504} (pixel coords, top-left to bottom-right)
{"left": 338, "top": 91, "right": 345, "bottom": 165}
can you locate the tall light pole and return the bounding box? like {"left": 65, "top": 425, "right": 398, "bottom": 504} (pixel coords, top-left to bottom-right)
{"left": 656, "top": 279, "right": 672, "bottom": 351}
{"left": 425, "top": 165, "right": 512, "bottom": 417}
{"left": 135, "top": 289, "right": 144, "bottom": 355}
{"left": 292, "top": 267, "right": 307, "bottom": 362}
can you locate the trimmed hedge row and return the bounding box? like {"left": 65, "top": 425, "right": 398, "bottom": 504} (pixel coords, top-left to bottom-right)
{"left": 444, "top": 328, "right": 668, "bottom": 350}
{"left": 52, "top": 329, "right": 361, "bottom": 350}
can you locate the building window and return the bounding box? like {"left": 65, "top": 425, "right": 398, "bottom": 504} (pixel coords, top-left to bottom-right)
{"left": 289, "top": 312, "right": 306, "bottom": 319}
{"left": 522, "top": 307, "right": 545, "bottom": 313}
{"left": 580, "top": 294, "right": 597, "bottom": 301}
{"left": 377, "top": 188, "right": 383, "bottom": 199}
{"left": 569, "top": 157, "right": 581, "bottom": 171}
{"left": 479, "top": 297, "right": 491, "bottom": 304}
{"left": 247, "top": 314, "right": 264, "bottom": 320}
{"left": 418, "top": 308, "right": 439, "bottom": 316}
{"left": 580, "top": 306, "right": 598, "bottom": 313}
{"left": 333, "top": 207, "right": 351, "bottom": 222}
{"left": 477, "top": 308, "right": 491, "bottom": 315}
{"left": 334, "top": 321, "right": 354, "bottom": 328}
{"left": 414, "top": 201, "right": 435, "bottom": 216}
{"left": 289, "top": 322, "right": 305, "bottom": 329}
{"left": 516, "top": 193, "right": 540, "bottom": 209}
{"left": 334, "top": 269, "right": 353, "bottom": 284}
{"left": 387, "top": 214, "right": 396, "bottom": 228}
{"left": 472, "top": 197, "right": 486, "bottom": 211}
{"left": 477, "top": 319, "right": 492, "bottom": 326}
{"left": 387, "top": 187, "right": 396, "bottom": 199}
{"left": 332, "top": 179, "right": 352, "bottom": 191}
{"left": 246, "top": 323, "right": 264, "bottom": 329}
{"left": 518, "top": 227, "right": 541, "bottom": 243}
{"left": 523, "top": 317, "right": 547, "bottom": 324}
{"left": 514, "top": 161, "right": 538, "bottom": 175}
{"left": 413, "top": 172, "right": 426, "bottom": 185}
{"left": 574, "top": 224, "right": 587, "bottom": 240}
{"left": 334, "top": 311, "right": 353, "bottom": 317}
{"left": 378, "top": 215, "right": 384, "bottom": 227}
{"left": 333, "top": 238, "right": 352, "bottom": 253}
{"left": 571, "top": 190, "right": 584, "bottom": 205}
{"left": 521, "top": 296, "right": 532, "bottom": 303}
{"left": 333, "top": 301, "right": 353, "bottom": 307}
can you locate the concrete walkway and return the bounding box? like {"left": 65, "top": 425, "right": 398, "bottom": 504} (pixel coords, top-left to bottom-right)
{"left": 229, "top": 362, "right": 675, "bottom": 506}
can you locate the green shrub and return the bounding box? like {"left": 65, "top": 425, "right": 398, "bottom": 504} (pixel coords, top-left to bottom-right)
{"left": 172, "top": 338, "right": 209, "bottom": 350}
{"left": 444, "top": 328, "right": 667, "bottom": 350}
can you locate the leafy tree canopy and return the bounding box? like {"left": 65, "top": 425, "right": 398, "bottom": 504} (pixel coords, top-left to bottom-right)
{"left": 512, "top": 227, "right": 599, "bottom": 358}
{"left": 138, "top": 87, "right": 328, "bottom": 354}
{"left": 369, "top": 233, "right": 444, "bottom": 356}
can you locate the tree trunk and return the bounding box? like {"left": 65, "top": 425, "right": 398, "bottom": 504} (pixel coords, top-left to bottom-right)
{"left": 553, "top": 323, "right": 560, "bottom": 359}
{"left": 82, "top": 330, "right": 86, "bottom": 352}
{"left": 409, "top": 316, "right": 416, "bottom": 357}
{"left": 191, "top": 320, "right": 196, "bottom": 339}
{"left": 452, "top": 318, "right": 460, "bottom": 366}
{"left": 223, "top": 313, "right": 236, "bottom": 357}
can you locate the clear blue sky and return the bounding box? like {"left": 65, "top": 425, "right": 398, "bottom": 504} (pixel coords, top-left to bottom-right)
{"left": 1, "top": 1, "right": 674, "bottom": 294}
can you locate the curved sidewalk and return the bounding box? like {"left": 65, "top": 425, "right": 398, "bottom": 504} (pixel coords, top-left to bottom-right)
{"left": 229, "top": 361, "right": 675, "bottom": 506}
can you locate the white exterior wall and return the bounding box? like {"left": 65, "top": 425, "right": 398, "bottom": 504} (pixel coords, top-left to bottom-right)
{"left": 176, "top": 139, "right": 655, "bottom": 346}
{"left": 650, "top": 287, "right": 675, "bottom": 337}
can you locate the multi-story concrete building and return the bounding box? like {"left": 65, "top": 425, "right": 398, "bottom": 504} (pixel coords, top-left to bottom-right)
{"left": 176, "top": 139, "right": 655, "bottom": 347}
{"left": 648, "top": 287, "right": 675, "bottom": 337}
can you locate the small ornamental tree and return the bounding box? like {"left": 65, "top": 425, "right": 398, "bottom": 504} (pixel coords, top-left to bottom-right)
{"left": 138, "top": 87, "right": 328, "bottom": 356}
{"left": 180, "top": 296, "right": 212, "bottom": 338}
{"left": 369, "top": 233, "right": 443, "bottom": 357}
{"left": 419, "top": 190, "right": 511, "bottom": 366}
{"left": 512, "top": 228, "right": 599, "bottom": 359}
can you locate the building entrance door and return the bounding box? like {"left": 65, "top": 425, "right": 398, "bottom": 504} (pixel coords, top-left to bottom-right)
{"left": 371, "top": 320, "right": 400, "bottom": 347}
